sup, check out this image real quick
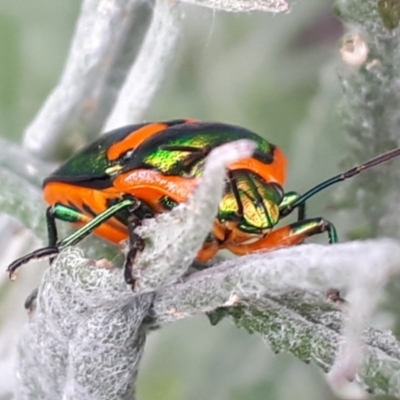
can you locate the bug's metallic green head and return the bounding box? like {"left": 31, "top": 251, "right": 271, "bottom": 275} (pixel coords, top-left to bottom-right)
{"left": 218, "top": 171, "right": 284, "bottom": 238}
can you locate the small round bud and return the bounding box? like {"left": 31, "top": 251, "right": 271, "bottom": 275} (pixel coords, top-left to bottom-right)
{"left": 340, "top": 34, "right": 369, "bottom": 68}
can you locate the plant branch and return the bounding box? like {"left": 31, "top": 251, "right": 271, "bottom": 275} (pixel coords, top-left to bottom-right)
{"left": 22, "top": 0, "right": 154, "bottom": 159}
{"left": 0, "top": 168, "right": 47, "bottom": 242}
{"left": 0, "top": 138, "right": 51, "bottom": 188}
{"left": 153, "top": 240, "right": 400, "bottom": 398}
{"left": 181, "top": 0, "right": 290, "bottom": 13}
{"left": 104, "top": 0, "right": 183, "bottom": 130}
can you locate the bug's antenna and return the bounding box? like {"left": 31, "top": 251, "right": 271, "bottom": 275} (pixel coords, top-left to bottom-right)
{"left": 287, "top": 146, "right": 400, "bottom": 212}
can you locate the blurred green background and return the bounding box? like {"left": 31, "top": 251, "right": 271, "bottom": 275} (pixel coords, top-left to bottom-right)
{"left": 0, "top": 0, "right": 357, "bottom": 399}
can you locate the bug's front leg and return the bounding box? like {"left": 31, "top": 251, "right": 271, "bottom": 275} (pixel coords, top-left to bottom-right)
{"left": 226, "top": 217, "right": 338, "bottom": 256}
{"left": 279, "top": 191, "right": 306, "bottom": 221}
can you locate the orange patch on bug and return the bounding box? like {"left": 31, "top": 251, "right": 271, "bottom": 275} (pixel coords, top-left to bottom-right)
{"left": 229, "top": 146, "right": 287, "bottom": 186}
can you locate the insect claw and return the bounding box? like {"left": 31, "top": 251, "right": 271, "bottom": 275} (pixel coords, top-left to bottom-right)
{"left": 9, "top": 272, "right": 17, "bottom": 281}
{"left": 6, "top": 247, "right": 60, "bottom": 279}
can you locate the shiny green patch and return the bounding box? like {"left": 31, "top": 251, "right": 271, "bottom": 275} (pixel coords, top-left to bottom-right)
{"left": 50, "top": 125, "right": 146, "bottom": 180}
{"left": 142, "top": 126, "right": 274, "bottom": 177}
{"left": 218, "top": 172, "right": 282, "bottom": 233}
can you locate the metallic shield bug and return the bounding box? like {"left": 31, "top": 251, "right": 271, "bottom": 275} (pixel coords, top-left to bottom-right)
{"left": 7, "top": 119, "right": 400, "bottom": 283}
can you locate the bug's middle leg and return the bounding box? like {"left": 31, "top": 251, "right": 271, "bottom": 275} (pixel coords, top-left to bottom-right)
{"left": 22, "top": 205, "right": 94, "bottom": 309}
{"left": 7, "top": 199, "right": 139, "bottom": 279}
{"left": 122, "top": 213, "right": 145, "bottom": 286}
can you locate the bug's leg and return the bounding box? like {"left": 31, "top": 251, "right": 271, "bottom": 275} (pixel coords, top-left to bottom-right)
{"left": 7, "top": 247, "right": 61, "bottom": 279}
{"left": 297, "top": 203, "right": 306, "bottom": 221}
{"left": 279, "top": 191, "right": 306, "bottom": 221}
{"left": 122, "top": 213, "right": 145, "bottom": 286}
{"left": 46, "top": 206, "right": 58, "bottom": 247}
{"left": 20, "top": 207, "right": 61, "bottom": 305}
{"left": 46, "top": 204, "right": 90, "bottom": 261}
{"left": 20, "top": 205, "right": 89, "bottom": 304}
{"left": 24, "top": 288, "right": 39, "bottom": 314}
{"left": 226, "top": 217, "right": 338, "bottom": 255}
{"left": 195, "top": 234, "right": 221, "bottom": 262}
{"left": 57, "top": 199, "right": 138, "bottom": 247}
{"left": 8, "top": 204, "right": 94, "bottom": 278}
{"left": 46, "top": 206, "right": 60, "bottom": 265}
{"left": 7, "top": 199, "right": 139, "bottom": 278}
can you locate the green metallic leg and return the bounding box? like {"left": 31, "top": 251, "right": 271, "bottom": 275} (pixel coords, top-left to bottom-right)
{"left": 288, "top": 217, "right": 338, "bottom": 244}
{"left": 58, "top": 199, "right": 138, "bottom": 247}
{"left": 46, "top": 204, "right": 90, "bottom": 262}
{"left": 23, "top": 205, "right": 96, "bottom": 308}
{"left": 279, "top": 191, "right": 306, "bottom": 221}
{"left": 46, "top": 207, "right": 58, "bottom": 247}
{"left": 297, "top": 203, "right": 306, "bottom": 221}
{"left": 7, "top": 198, "right": 139, "bottom": 279}
{"left": 46, "top": 203, "right": 100, "bottom": 247}
{"left": 279, "top": 191, "right": 339, "bottom": 244}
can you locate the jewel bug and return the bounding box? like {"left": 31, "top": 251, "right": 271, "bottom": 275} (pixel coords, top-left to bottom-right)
{"left": 7, "top": 119, "right": 400, "bottom": 283}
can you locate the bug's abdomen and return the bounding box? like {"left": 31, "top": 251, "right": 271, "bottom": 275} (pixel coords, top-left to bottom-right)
{"left": 42, "top": 169, "right": 200, "bottom": 245}
{"left": 43, "top": 182, "right": 129, "bottom": 244}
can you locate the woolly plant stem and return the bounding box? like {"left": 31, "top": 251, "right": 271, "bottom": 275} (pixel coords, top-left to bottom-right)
{"left": 154, "top": 240, "right": 400, "bottom": 398}
{"left": 104, "top": 0, "right": 182, "bottom": 130}
{"left": 181, "top": 0, "right": 290, "bottom": 12}
{"left": 22, "top": 0, "right": 154, "bottom": 159}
